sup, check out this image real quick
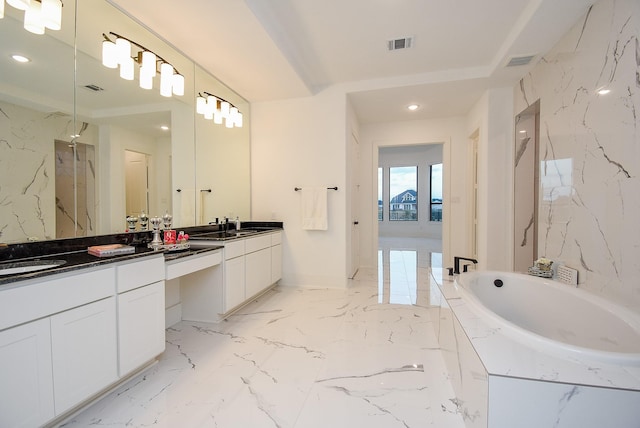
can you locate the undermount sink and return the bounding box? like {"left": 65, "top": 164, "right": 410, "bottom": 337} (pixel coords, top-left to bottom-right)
{"left": 190, "top": 229, "right": 259, "bottom": 240}
{"left": 0, "top": 260, "right": 67, "bottom": 276}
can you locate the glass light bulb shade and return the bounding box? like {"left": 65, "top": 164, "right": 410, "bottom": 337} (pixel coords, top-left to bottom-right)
{"left": 41, "top": 0, "right": 62, "bottom": 30}
{"left": 220, "top": 101, "right": 230, "bottom": 118}
{"left": 235, "top": 112, "right": 243, "bottom": 128}
{"left": 196, "top": 96, "right": 207, "bottom": 115}
{"left": 213, "top": 111, "right": 223, "bottom": 125}
{"left": 139, "top": 70, "right": 153, "bottom": 89}
{"left": 141, "top": 51, "right": 156, "bottom": 76}
{"left": 24, "top": 1, "right": 44, "bottom": 35}
{"left": 204, "top": 110, "right": 213, "bottom": 120}
{"left": 160, "top": 63, "right": 173, "bottom": 97}
{"left": 172, "top": 73, "right": 184, "bottom": 96}
{"left": 7, "top": 0, "right": 30, "bottom": 11}
{"left": 115, "top": 38, "right": 131, "bottom": 65}
{"left": 120, "top": 56, "right": 134, "bottom": 80}
{"left": 0, "top": 1, "right": 5, "bottom": 19}
{"left": 225, "top": 117, "right": 234, "bottom": 128}
{"left": 102, "top": 40, "right": 118, "bottom": 68}
{"left": 207, "top": 96, "right": 218, "bottom": 113}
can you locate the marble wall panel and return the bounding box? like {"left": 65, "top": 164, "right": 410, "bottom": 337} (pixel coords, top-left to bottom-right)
{"left": 515, "top": 0, "right": 640, "bottom": 310}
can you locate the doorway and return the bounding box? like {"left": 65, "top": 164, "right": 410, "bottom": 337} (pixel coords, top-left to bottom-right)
{"left": 513, "top": 101, "right": 540, "bottom": 272}
{"left": 125, "top": 150, "right": 150, "bottom": 218}
{"left": 377, "top": 144, "right": 443, "bottom": 240}
{"left": 55, "top": 140, "right": 96, "bottom": 238}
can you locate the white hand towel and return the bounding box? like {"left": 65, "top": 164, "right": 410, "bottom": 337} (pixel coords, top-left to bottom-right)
{"left": 301, "top": 187, "right": 328, "bottom": 230}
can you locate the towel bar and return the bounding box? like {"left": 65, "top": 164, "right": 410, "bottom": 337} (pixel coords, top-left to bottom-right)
{"left": 294, "top": 186, "right": 338, "bottom": 191}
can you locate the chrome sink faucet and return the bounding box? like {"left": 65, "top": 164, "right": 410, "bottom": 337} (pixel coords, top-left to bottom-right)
{"left": 453, "top": 256, "right": 478, "bottom": 275}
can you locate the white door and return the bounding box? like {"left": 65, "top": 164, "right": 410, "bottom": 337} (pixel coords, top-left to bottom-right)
{"left": 349, "top": 132, "right": 360, "bottom": 278}
{"left": 125, "top": 150, "right": 149, "bottom": 217}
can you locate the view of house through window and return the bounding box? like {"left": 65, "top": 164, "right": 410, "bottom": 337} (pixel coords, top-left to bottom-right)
{"left": 430, "top": 163, "right": 443, "bottom": 221}
{"left": 389, "top": 166, "right": 417, "bottom": 221}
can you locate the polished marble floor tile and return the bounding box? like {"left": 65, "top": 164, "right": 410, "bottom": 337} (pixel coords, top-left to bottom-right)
{"left": 61, "top": 238, "right": 464, "bottom": 428}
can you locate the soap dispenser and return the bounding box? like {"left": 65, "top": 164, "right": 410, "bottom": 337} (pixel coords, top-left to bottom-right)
{"left": 235, "top": 216, "right": 241, "bottom": 231}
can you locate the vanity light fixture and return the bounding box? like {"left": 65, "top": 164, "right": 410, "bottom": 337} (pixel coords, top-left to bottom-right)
{"left": 2, "top": 0, "right": 63, "bottom": 35}
{"left": 196, "top": 91, "right": 243, "bottom": 128}
{"left": 101, "top": 32, "right": 184, "bottom": 98}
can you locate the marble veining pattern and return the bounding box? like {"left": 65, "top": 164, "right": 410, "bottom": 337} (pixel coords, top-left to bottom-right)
{"left": 62, "top": 238, "right": 464, "bottom": 428}
{"left": 515, "top": 0, "right": 640, "bottom": 309}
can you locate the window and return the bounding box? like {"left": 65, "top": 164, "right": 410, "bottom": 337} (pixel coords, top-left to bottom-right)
{"left": 378, "top": 167, "right": 383, "bottom": 221}
{"left": 389, "top": 166, "right": 417, "bottom": 221}
{"left": 430, "top": 163, "right": 442, "bottom": 222}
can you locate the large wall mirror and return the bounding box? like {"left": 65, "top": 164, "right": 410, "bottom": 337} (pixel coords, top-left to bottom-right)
{"left": 0, "top": 0, "right": 250, "bottom": 244}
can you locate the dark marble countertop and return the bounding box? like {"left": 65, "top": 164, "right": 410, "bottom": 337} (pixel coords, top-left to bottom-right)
{"left": 0, "top": 221, "right": 282, "bottom": 287}
{"left": 0, "top": 246, "right": 161, "bottom": 287}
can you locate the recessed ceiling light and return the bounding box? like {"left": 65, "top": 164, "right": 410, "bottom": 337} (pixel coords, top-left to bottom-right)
{"left": 160, "top": 125, "right": 169, "bottom": 131}
{"left": 407, "top": 104, "right": 419, "bottom": 111}
{"left": 11, "top": 54, "right": 30, "bottom": 63}
{"left": 597, "top": 88, "right": 611, "bottom": 95}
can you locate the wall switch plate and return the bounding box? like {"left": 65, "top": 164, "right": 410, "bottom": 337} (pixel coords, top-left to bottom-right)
{"left": 557, "top": 265, "right": 579, "bottom": 286}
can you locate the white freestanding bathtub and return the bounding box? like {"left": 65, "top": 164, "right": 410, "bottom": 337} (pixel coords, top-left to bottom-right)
{"left": 429, "top": 270, "right": 640, "bottom": 428}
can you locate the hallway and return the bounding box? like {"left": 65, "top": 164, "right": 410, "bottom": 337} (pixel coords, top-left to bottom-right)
{"left": 63, "top": 238, "right": 463, "bottom": 428}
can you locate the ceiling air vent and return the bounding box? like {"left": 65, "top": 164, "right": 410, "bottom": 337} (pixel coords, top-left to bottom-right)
{"left": 388, "top": 37, "right": 414, "bottom": 51}
{"left": 506, "top": 55, "right": 536, "bottom": 67}
{"left": 83, "top": 84, "right": 104, "bottom": 92}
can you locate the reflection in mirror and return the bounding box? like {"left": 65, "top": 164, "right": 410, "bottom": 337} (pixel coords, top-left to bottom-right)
{"left": 76, "top": 0, "right": 195, "bottom": 233}
{"left": 0, "top": 3, "right": 77, "bottom": 244}
{"left": 1, "top": 0, "right": 252, "bottom": 244}
{"left": 194, "top": 65, "right": 251, "bottom": 225}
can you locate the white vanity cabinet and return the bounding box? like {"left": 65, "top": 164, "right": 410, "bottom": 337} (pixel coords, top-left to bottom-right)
{"left": 116, "top": 255, "right": 165, "bottom": 377}
{"left": 221, "top": 230, "right": 282, "bottom": 315}
{"left": 0, "top": 252, "right": 168, "bottom": 427}
{"left": 0, "top": 266, "right": 116, "bottom": 426}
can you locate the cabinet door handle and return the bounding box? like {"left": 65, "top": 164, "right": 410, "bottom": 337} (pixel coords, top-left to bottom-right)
{"left": 353, "top": 221, "right": 359, "bottom": 225}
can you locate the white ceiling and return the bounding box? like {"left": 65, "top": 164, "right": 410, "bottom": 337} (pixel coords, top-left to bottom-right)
{"left": 109, "top": 0, "right": 593, "bottom": 123}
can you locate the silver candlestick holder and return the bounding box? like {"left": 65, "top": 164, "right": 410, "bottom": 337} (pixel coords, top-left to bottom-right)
{"left": 139, "top": 211, "right": 149, "bottom": 230}
{"left": 149, "top": 216, "right": 163, "bottom": 249}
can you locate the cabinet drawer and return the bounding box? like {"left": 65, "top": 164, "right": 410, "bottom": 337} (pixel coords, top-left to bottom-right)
{"left": 224, "top": 240, "right": 245, "bottom": 260}
{"left": 245, "top": 234, "right": 272, "bottom": 253}
{"left": 0, "top": 267, "right": 114, "bottom": 331}
{"left": 165, "top": 250, "right": 222, "bottom": 280}
{"left": 117, "top": 255, "right": 164, "bottom": 293}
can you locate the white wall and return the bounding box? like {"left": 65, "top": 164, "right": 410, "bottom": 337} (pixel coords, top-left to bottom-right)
{"left": 378, "top": 144, "right": 443, "bottom": 238}
{"left": 251, "top": 87, "right": 348, "bottom": 288}
{"left": 466, "top": 88, "right": 514, "bottom": 272}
